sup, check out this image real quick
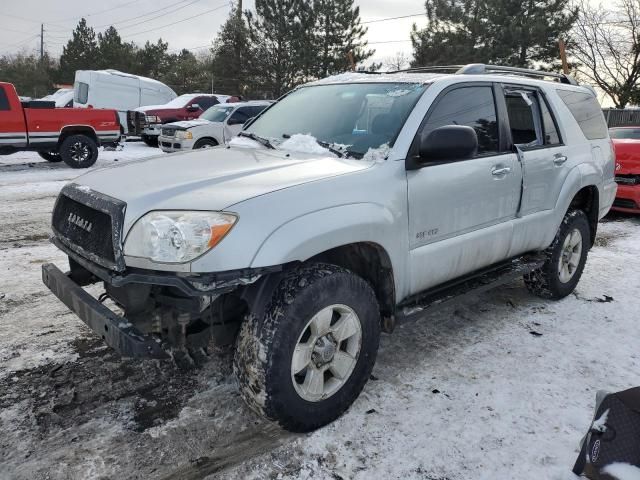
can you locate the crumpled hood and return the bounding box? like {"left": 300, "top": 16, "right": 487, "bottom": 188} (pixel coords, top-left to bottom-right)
{"left": 164, "top": 119, "right": 211, "bottom": 130}
{"left": 74, "top": 146, "right": 373, "bottom": 231}
{"left": 613, "top": 139, "right": 640, "bottom": 173}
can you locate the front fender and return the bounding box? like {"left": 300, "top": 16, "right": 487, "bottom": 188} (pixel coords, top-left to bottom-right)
{"left": 250, "top": 202, "right": 401, "bottom": 272}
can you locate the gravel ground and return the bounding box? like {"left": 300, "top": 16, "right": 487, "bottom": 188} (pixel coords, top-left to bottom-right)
{"left": 0, "top": 144, "right": 638, "bottom": 480}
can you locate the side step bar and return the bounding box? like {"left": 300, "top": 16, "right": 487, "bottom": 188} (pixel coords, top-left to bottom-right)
{"left": 397, "top": 253, "right": 545, "bottom": 321}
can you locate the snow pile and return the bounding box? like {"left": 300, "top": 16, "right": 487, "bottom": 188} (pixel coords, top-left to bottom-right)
{"left": 279, "top": 134, "right": 330, "bottom": 155}
{"left": 592, "top": 408, "right": 609, "bottom": 432}
{"left": 363, "top": 143, "right": 391, "bottom": 162}
{"left": 229, "top": 135, "right": 263, "bottom": 148}
{"left": 602, "top": 463, "right": 640, "bottom": 480}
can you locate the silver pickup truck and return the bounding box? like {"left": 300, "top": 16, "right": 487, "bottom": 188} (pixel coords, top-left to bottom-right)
{"left": 42, "top": 64, "right": 616, "bottom": 432}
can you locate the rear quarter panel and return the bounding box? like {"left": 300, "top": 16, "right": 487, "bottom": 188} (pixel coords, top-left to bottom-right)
{"left": 0, "top": 83, "right": 27, "bottom": 147}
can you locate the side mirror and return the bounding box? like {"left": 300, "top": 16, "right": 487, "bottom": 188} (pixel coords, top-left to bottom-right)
{"left": 417, "top": 125, "right": 478, "bottom": 165}
{"left": 187, "top": 104, "right": 200, "bottom": 112}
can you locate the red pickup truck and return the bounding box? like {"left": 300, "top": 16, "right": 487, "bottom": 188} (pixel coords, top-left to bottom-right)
{"left": 0, "top": 82, "right": 121, "bottom": 168}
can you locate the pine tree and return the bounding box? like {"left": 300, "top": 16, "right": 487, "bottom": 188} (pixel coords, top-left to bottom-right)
{"left": 58, "top": 18, "right": 99, "bottom": 82}
{"left": 246, "top": 0, "right": 310, "bottom": 98}
{"left": 161, "top": 49, "right": 209, "bottom": 94}
{"left": 312, "top": 0, "right": 373, "bottom": 77}
{"left": 0, "top": 52, "right": 54, "bottom": 97}
{"left": 411, "top": 0, "right": 576, "bottom": 68}
{"left": 96, "top": 26, "right": 136, "bottom": 72}
{"left": 211, "top": 7, "right": 254, "bottom": 96}
{"left": 134, "top": 39, "right": 170, "bottom": 79}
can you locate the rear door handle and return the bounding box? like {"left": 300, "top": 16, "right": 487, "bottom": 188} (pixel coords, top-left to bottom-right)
{"left": 491, "top": 166, "right": 511, "bottom": 176}
{"left": 553, "top": 154, "right": 568, "bottom": 165}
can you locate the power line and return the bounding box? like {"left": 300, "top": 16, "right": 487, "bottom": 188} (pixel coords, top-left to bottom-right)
{"left": 92, "top": 0, "right": 199, "bottom": 29}
{"left": 46, "top": 0, "right": 145, "bottom": 25}
{"left": 362, "top": 13, "right": 426, "bottom": 24}
{"left": 117, "top": 0, "right": 206, "bottom": 30}
{"left": 122, "top": 3, "right": 230, "bottom": 38}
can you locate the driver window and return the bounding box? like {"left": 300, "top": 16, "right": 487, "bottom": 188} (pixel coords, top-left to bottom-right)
{"left": 422, "top": 86, "right": 499, "bottom": 155}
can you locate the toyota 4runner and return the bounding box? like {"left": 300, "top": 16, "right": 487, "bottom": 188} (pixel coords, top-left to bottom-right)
{"left": 42, "top": 64, "right": 617, "bottom": 432}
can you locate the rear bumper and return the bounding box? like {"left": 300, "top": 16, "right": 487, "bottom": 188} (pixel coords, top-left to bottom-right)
{"left": 611, "top": 183, "right": 640, "bottom": 213}
{"left": 41, "top": 263, "right": 169, "bottom": 359}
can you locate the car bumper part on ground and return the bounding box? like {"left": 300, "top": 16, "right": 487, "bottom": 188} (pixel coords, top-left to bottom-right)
{"left": 612, "top": 183, "right": 640, "bottom": 213}
{"left": 41, "top": 263, "right": 170, "bottom": 359}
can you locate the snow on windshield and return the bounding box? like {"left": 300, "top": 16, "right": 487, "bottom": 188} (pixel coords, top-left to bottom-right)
{"left": 280, "top": 134, "right": 330, "bottom": 155}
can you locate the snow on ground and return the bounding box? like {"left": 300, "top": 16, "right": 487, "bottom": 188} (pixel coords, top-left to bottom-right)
{"left": 0, "top": 143, "right": 639, "bottom": 479}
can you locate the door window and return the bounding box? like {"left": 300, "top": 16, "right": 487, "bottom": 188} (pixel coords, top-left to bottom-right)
{"left": 197, "top": 97, "right": 219, "bottom": 110}
{"left": 0, "top": 88, "right": 9, "bottom": 110}
{"left": 505, "top": 92, "right": 540, "bottom": 147}
{"left": 422, "top": 86, "right": 499, "bottom": 155}
{"left": 540, "top": 97, "right": 561, "bottom": 145}
{"left": 75, "top": 82, "right": 89, "bottom": 104}
{"left": 228, "top": 107, "right": 252, "bottom": 125}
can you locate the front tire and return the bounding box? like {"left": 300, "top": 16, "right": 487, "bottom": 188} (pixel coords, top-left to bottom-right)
{"left": 141, "top": 134, "right": 158, "bottom": 147}
{"left": 59, "top": 134, "right": 98, "bottom": 169}
{"left": 193, "top": 138, "right": 218, "bottom": 149}
{"left": 234, "top": 263, "right": 380, "bottom": 432}
{"left": 524, "top": 210, "right": 590, "bottom": 299}
{"left": 38, "top": 151, "right": 62, "bottom": 162}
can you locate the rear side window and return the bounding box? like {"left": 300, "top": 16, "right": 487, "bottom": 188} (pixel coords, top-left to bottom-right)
{"left": 75, "top": 82, "right": 89, "bottom": 104}
{"left": 557, "top": 89, "right": 607, "bottom": 140}
{"left": 422, "top": 86, "right": 499, "bottom": 155}
{"left": 197, "top": 97, "right": 219, "bottom": 110}
{"left": 505, "top": 94, "right": 538, "bottom": 146}
{"left": 0, "top": 88, "right": 9, "bottom": 110}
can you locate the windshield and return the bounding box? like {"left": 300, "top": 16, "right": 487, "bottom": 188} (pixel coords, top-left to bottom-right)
{"left": 609, "top": 127, "right": 640, "bottom": 140}
{"left": 202, "top": 105, "right": 235, "bottom": 122}
{"left": 246, "top": 82, "right": 427, "bottom": 156}
{"left": 162, "top": 94, "right": 201, "bottom": 108}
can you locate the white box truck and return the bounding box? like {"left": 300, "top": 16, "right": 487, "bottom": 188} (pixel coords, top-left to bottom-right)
{"left": 73, "top": 69, "right": 177, "bottom": 135}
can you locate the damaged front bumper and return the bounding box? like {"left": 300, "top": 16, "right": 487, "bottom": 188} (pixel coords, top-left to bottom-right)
{"left": 42, "top": 263, "right": 170, "bottom": 359}
{"left": 42, "top": 240, "right": 284, "bottom": 359}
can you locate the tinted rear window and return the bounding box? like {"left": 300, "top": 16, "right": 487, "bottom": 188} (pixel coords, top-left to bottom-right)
{"left": 557, "top": 89, "right": 607, "bottom": 140}
{"left": 0, "top": 88, "right": 9, "bottom": 110}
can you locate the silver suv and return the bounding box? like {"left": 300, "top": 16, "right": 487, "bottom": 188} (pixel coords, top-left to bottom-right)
{"left": 42, "top": 64, "right": 617, "bottom": 432}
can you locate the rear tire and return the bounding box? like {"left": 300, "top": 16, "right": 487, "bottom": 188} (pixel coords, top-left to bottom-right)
{"left": 524, "top": 210, "right": 590, "bottom": 299}
{"left": 38, "top": 151, "right": 62, "bottom": 162}
{"left": 234, "top": 263, "right": 380, "bottom": 432}
{"left": 59, "top": 134, "right": 98, "bottom": 169}
{"left": 193, "top": 138, "right": 218, "bottom": 149}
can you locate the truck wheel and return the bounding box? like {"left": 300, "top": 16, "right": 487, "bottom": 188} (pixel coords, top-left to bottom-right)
{"left": 524, "top": 210, "right": 590, "bottom": 299}
{"left": 234, "top": 263, "right": 380, "bottom": 432}
{"left": 193, "top": 138, "right": 218, "bottom": 149}
{"left": 60, "top": 135, "right": 98, "bottom": 169}
{"left": 141, "top": 135, "right": 158, "bottom": 148}
{"left": 38, "top": 151, "right": 62, "bottom": 162}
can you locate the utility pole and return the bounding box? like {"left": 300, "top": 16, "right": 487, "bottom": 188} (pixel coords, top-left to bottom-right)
{"left": 40, "top": 23, "right": 44, "bottom": 61}
{"left": 558, "top": 38, "right": 569, "bottom": 75}
{"left": 237, "top": 0, "right": 242, "bottom": 17}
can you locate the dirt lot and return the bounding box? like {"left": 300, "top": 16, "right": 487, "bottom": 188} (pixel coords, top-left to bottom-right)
{"left": 1, "top": 145, "right": 639, "bottom": 480}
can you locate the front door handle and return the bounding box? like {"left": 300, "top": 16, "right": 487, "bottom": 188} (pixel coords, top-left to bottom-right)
{"left": 554, "top": 154, "right": 568, "bottom": 165}
{"left": 491, "top": 166, "right": 512, "bottom": 176}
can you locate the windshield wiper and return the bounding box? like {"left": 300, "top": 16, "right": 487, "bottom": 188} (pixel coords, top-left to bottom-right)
{"left": 238, "top": 132, "right": 276, "bottom": 149}
{"left": 282, "top": 134, "right": 348, "bottom": 158}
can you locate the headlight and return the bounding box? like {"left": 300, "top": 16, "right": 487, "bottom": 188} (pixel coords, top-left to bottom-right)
{"left": 124, "top": 211, "right": 237, "bottom": 263}
{"left": 146, "top": 115, "right": 160, "bottom": 123}
{"left": 176, "top": 130, "right": 193, "bottom": 140}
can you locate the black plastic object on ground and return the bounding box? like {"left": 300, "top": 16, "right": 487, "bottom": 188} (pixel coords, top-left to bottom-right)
{"left": 573, "top": 387, "right": 640, "bottom": 479}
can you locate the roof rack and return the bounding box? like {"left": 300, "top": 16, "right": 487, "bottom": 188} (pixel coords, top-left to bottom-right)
{"left": 390, "top": 63, "right": 578, "bottom": 85}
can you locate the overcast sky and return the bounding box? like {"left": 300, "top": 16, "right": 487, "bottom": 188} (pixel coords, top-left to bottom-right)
{"left": 0, "top": 0, "right": 429, "bottom": 66}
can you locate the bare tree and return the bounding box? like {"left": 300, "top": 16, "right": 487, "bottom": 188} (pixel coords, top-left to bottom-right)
{"left": 570, "top": 0, "right": 640, "bottom": 108}
{"left": 384, "top": 51, "right": 410, "bottom": 71}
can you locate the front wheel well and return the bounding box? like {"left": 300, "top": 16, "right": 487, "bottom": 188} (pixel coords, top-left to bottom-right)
{"left": 569, "top": 185, "right": 599, "bottom": 247}
{"left": 308, "top": 242, "right": 395, "bottom": 325}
